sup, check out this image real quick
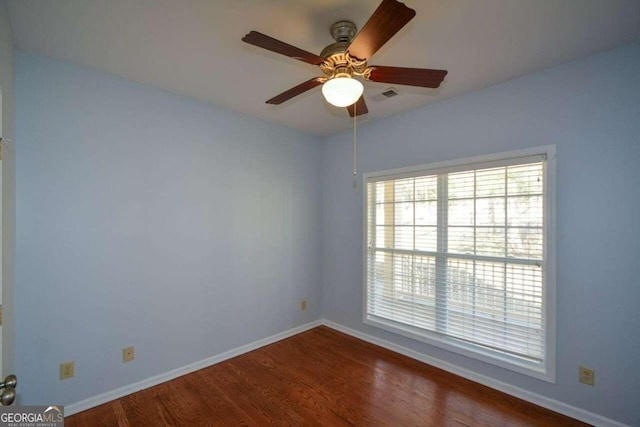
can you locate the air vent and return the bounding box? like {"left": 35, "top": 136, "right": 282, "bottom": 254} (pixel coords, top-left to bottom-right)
{"left": 372, "top": 88, "right": 399, "bottom": 102}
{"left": 381, "top": 88, "right": 399, "bottom": 98}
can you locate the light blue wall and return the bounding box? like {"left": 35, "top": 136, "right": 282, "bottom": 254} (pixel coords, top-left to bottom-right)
{"left": 322, "top": 42, "right": 640, "bottom": 426}
{"left": 15, "top": 51, "right": 323, "bottom": 405}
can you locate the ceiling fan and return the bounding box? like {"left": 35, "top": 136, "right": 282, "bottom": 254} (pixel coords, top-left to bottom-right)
{"left": 242, "top": 0, "right": 448, "bottom": 117}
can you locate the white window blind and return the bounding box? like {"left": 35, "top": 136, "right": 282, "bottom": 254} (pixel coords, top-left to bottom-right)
{"left": 364, "top": 148, "right": 554, "bottom": 378}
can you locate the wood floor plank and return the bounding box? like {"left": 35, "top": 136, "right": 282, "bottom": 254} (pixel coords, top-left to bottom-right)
{"left": 185, "top": 370, "right": 254, "bottom": 425}
{"left": 66, "top": 326, "right": 589, "bottom": 426}
{"left": 231, "top": 354, "right": 345, "bottom": 426}
{"left": 265, "top": 341, "right": 407, "bottom": 425}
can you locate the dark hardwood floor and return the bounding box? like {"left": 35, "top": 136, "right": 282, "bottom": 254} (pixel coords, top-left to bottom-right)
{"left": 66, "top": 326, "right": 588, "bottom": 426}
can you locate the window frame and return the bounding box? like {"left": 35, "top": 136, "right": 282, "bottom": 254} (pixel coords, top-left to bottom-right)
{"left": 362, "top": 145, "right": 556, "bottom": 382}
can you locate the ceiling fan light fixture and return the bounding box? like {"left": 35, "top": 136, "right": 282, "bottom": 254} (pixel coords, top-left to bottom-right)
{"left": 322, "top": 76, "right": 364, "bottom": 107}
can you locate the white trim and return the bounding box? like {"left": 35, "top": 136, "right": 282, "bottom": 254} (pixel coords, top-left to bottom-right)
{"left": 362, "top": 315, "right": 550, "bottom": 380}
{"left": 64, "top": 320, "right": 322, "bottom": 417}
{"left": 321, "top": 319, "right": 628, "bottom": 427}
{"left": 64, "top": 318, "right": 626, "bottom": 426}
{"left": 543, "top": 146, "right": 557, "bottom": 383}
{"left": 363, "top": 145, "right": 553, "bottom": 181}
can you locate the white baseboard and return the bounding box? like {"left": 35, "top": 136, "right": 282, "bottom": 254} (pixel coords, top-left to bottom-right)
{"left": 65, "top": 320, "right": 322, "bottom": 416}
{"left": 65, "top": 318, "right": 627, "bottom": 427}
{"left": 320, "top": 319, "right": 627, "bottom": 427}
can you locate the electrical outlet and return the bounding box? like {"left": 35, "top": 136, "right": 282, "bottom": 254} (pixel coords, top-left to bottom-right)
{"left": 123, "top": 346, "right": 135, "bottom": 363}
{"left": 579, "top": 366, "right": 595, "bottom": 386}
{"left": 300, "top": 300, "right": 307, "bottom": 311}
{"left": 60, "top": 361, "right": 75, "bottom": 380}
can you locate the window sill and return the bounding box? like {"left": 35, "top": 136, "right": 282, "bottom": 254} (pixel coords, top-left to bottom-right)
{"left": 364, "top": 314, "right": 555, "bottom": 383}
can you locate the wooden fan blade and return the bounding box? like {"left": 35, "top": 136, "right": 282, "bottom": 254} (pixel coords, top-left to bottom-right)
{"left": 242, "top": 31, "right": 324, "bottom": 66}
{"left": 347, "top": 0, "right": 416, "bottom": 61}
{"left": 368, "top": 66, "right": 448, "bottom": 88}
{"left": 347, "top": 96, "right": 368, "bottom": 117}
{"left": 266, "top": 78, "right": 325, "bottom": 105}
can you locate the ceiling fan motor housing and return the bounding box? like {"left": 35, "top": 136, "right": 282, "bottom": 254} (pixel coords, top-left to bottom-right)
{"left": 320, "top": 21, "right": 369, "bottom": 79}
{"left": 331, "top": 21, "right": 357, "bottom": 42}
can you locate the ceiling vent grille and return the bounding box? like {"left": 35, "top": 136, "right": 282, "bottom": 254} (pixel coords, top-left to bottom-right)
{"left": 371, "top": 87, "right": 399, "bottom": 102}
{"left": 381, "top": 88, "right": 399, "bottom": 98}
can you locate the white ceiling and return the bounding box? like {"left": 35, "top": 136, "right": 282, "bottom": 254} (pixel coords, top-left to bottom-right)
{"left": 7, "top": 0, "right": 640, "bottom": 136}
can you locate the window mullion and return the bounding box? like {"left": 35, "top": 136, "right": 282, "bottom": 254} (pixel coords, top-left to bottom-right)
{"left": 435, "top": 174, "right": 448, "bottom": 334}
{"left": 503, "top": 167, "right": 508, "bottom": 344}
{"left": 383, "top": 182, "right": 395, "bottom": 307}
{"left": 473, "top": 170, "right": 477, "bottom": 333}
{"left": 412, "top": 179, "right": 416, "bottom": 302}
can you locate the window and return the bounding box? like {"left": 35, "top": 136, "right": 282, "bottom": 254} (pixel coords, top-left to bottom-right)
{"left": 364, "top": 146, "right": 555, "bottom": 381}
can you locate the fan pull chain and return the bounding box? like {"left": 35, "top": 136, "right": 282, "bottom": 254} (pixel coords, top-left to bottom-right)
{"left": 352, "top": 101, "right": 358, "bottom": 188}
